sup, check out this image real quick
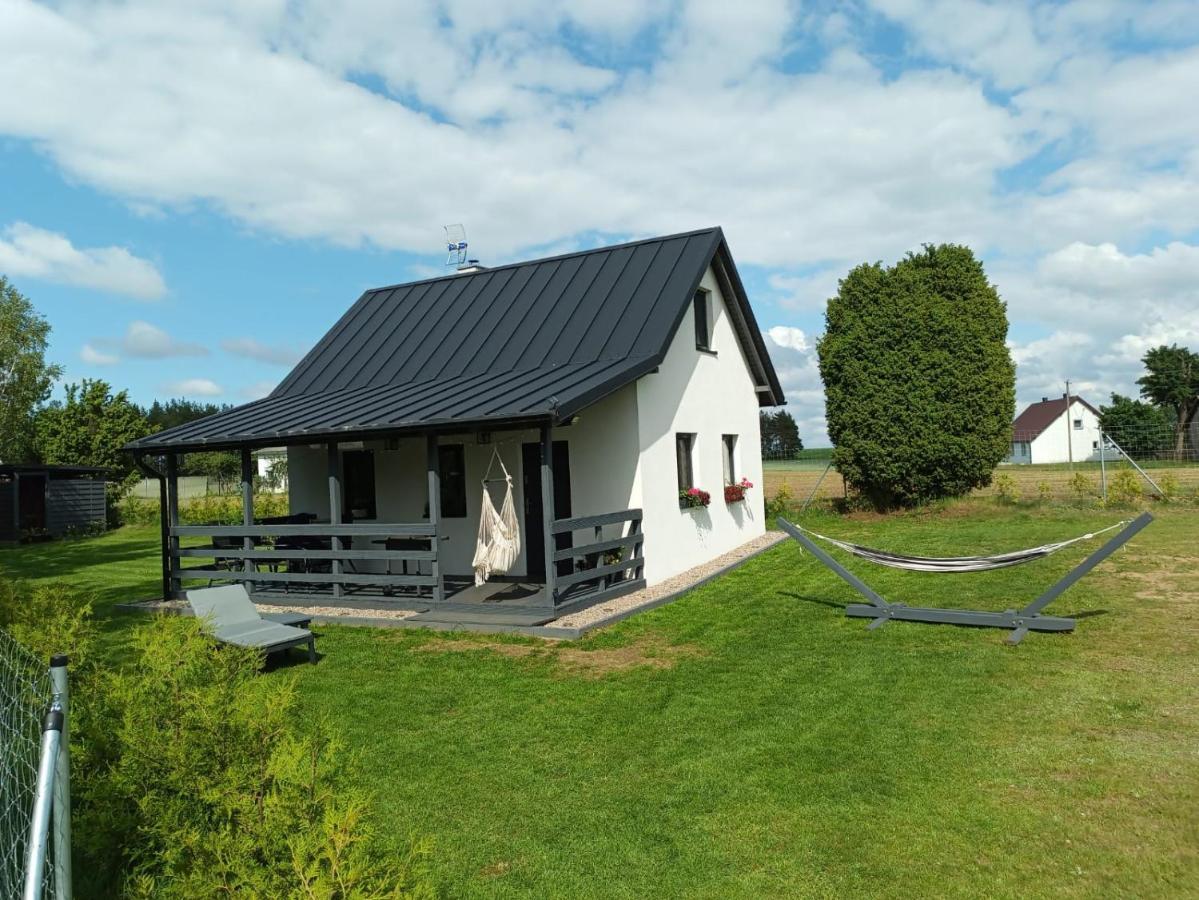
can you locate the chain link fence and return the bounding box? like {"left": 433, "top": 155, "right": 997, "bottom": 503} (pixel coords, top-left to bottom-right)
{"left": 762, "top": 423, "right": 1199, "bottom": 503}
{"left": 0, "top": 629, "right": 65, "bottom": 899}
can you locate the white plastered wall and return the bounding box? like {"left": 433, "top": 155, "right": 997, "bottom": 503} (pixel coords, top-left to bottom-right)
{"left": 1029, "top": 401, "right": 1103, "bottom": 464}
{"left": 633, "top": 264, "right": 765, "bottom": 584}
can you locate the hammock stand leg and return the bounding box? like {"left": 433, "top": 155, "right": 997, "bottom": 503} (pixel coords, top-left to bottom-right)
{"left": 778, "top": 514, "right": 1152, "bottom": 644}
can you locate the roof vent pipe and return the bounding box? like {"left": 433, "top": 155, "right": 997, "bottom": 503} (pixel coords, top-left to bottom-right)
{"left": 1041, "top": 397, "right": 1049, "bottom": 402}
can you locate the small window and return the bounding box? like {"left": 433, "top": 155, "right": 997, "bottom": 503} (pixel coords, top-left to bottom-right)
{"left": 1073, "top": 418, "right": 1083, "bottom": 430}
{"left": 693, "top": 289, "right": 711, "bottom": 350}
{"left": 1092, "top": 440, "right": 1099, "bottom": 449}
{"left": 438, "top": 444, "right": 467, "bottom": 518}
{"left": 342, "top": 450, "right": 376, "bottom": 520}
{"left": 722, "top": 434, "right": 738, "bottom": 484}
{"left": 676, "top": 433, "right": 695, "bottom": 492}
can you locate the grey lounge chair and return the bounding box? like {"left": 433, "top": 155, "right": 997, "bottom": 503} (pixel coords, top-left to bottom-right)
{"left": 185, "top": 584, "right": 317, "bottom": 664}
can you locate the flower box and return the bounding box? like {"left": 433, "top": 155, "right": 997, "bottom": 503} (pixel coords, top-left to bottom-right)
{"left": 679, "top": 487, "right": 711, "bottom": 509}
{"left": 724, "top": 477, "right": 754, "bottom": 504}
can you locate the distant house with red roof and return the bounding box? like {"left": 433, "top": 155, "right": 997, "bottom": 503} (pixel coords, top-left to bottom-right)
{"left": 1008, "top": 393, "right": 1102, "bottom": 465}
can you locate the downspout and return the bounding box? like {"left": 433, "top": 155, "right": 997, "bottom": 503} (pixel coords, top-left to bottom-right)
{"left": 133, "top": 452, "right": 171, "bottom": 602}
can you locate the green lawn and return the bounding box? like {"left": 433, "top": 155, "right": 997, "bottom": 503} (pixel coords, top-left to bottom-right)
{"left": 3, "top": 500, "right": 1197, "bottom": 898}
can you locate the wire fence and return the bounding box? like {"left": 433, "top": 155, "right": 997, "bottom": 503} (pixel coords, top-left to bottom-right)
{"left": 0, "top": 629, "right": 60, "bottom": 899}
{"left": 761, "top": 423, "right": 1199, "bottom": 504}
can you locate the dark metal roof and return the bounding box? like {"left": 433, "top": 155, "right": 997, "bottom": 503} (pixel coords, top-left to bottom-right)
{"left": 0, "top": 464, "right": 109, "bottom": 477}
{"left": 1012, "top": 394, "right": 1101, "bottom": 441}
{"left": 128, "top": 227, "right": 784, "bottom": 452}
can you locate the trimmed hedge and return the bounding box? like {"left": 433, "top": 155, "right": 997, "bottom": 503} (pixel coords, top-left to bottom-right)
{"left": 119, "top": 492, "right": 289, "bottom": 526}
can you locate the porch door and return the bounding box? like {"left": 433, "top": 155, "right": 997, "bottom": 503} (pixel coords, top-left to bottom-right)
{"left": 521, "top": 441, "right": 571, "bottom": 580}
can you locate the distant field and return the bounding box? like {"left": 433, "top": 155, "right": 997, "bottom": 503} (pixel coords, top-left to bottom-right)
{"left": 763, "top": 456, "right": 1199, "bottom": 502}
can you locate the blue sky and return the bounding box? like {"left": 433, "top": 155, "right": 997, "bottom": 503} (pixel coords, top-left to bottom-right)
{"left": 2, "top": 0, "right": 1198, "bottom": 445}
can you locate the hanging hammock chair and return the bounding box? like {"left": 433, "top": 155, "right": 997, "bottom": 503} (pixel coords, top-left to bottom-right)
{"left": 472, "top": 449, "right": 521, "bottom": 586}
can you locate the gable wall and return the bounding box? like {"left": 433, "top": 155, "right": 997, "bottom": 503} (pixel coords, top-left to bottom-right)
{"left": 1029, "top": 401, "right": 1103, "bottom": 464}
{"left": 633, "top": 264, "right": 766, "bottom": 584}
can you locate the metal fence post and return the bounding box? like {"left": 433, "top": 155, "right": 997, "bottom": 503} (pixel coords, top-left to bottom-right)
{"left": 23, "top": 705, "right": 62, "bottom": 900}
{"left": 50, "top": 656, "right": 71, "bottom": 900}
{"left": 1099, "top": 430, "right": 1107, "bottom": 501}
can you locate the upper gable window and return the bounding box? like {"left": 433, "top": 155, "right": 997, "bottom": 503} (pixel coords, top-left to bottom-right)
{"left": 693, "top": 289, "right": 712, "bottom": 351}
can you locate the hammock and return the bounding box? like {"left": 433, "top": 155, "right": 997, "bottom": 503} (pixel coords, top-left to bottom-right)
{"left": 791, "top": 520, "right": 1128, "bottom": 573}
{"left": 472, "top": 449, "right": 521, "bottom": 586}
{"left": 778, "top": 513, "right": 1153, "bottom": 644}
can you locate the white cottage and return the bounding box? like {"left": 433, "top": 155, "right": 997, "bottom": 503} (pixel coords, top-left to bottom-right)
{"left": 128, "top": 228, "right": 785, "bottom": 626}
{"left": 1008, "top": 394, "right": 1102, "bottom": 465}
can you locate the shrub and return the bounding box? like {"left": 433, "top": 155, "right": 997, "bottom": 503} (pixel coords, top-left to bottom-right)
{"left": 765, "top": 482, "right": 793, "bottom": 519}
{"left": 1036, "top": 481, "right": 1054, "bottom": 502}
{"left": 1157, "top": 471, "right": 1179, "bottom": 501}
{"left": 117, "top": 492, "right": 290, "bottom": 527}
{"left": 0, "top": 582, "right": 433, "bottom": 897}
{"left": 993, "top": 472, "right": 1019, "bottom": 504}
{"left": 817, "top": 244, "right": 1016, "bottom": 509}
{"left": 1107, "top": 469, "right": 1142, "bottom": 505}
{"left": 1068, "top": 471, "right": 1094, "bottom": 499}
{"left": 87, "top": 618, "right": 434, "bottom": 897}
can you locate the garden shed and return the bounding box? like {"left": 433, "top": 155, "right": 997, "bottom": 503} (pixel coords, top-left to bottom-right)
{"left": 0, "top": 465, "right": 108, "bottom": 544}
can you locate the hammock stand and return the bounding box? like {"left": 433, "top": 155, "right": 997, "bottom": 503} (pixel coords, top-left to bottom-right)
{"left": 778, "top": 513, "right": 1152, "bottom": 644}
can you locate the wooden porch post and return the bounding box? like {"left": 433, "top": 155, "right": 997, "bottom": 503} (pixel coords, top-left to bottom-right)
{"left": 327, "top": 443, "right": 342, "bottom": 599}
{"left": 165, "top": 453, "right": 181, "bottom": 598}
{"left": 240, "top": 447, "right": 254, "bottom": 593}
{"left": 540, "top": 423, "right": 557, "bottom": 606}
{"left": 426, "top": 433, "right": 444, "bottom": 602}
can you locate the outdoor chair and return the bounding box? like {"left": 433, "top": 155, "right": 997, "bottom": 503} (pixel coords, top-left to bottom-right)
{"left": 185, "top": 584, "right": 318, "bottom": 663}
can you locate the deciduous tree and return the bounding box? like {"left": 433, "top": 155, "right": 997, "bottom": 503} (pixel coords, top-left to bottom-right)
{"left": 1136, "top": 344, "right": 1199, "bottom": 455}
{"left": 0, "top": 277, "right": 61, "bottom": 462}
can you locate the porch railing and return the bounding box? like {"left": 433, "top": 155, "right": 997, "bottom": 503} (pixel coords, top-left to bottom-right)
{"left": 168, "top": 522, "right": 441, "bottom": 601}
{"left": 551, "top": 508, "right": 645, "bottom": 606}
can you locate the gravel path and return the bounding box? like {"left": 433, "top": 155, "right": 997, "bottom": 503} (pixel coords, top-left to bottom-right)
{"left": 553, "top": 530, "right": 786, "bottom": 630}
{"left": 263, "top": 603, "right": 423, "bottom": 621}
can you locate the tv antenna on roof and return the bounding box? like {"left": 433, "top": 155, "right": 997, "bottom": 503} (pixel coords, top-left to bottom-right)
{"left": 444, "top": 224, "right": 468, "bottom": 267}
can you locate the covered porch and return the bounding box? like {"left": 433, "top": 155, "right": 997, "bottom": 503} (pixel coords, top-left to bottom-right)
{"left": 148, "top": 422, "right": 646, "bottom": 623}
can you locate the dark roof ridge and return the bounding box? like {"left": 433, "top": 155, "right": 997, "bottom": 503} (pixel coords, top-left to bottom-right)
{"left": 362, "top": 226, "right": 722, "bottom": 295}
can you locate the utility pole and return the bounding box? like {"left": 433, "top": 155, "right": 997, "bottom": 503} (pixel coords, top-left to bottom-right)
{"left": 1064, "top": 379, "right": 1074, "bottom": 471}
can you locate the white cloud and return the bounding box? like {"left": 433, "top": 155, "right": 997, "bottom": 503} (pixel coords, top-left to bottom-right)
{"left": 163, "top": 378, "right": 223, "bottom": 397}
{"left": 0, "top": 0, "right": 1022, "bottom": 269}
{"left": 90, "top": 321, "right": 208, "bottom": 361}
{"left": 766, "top": 325, "right": 809, "bottom": 353}
{"left": 221, "top": 338, "right": 303, "bottom": 366}
{"left": 79, "top": 343, "right": 118, "bottom": 365}
{"left": 0, "top": 222, "right": 165, "bottom": 299}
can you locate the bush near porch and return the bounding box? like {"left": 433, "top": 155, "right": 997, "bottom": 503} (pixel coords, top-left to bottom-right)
{"left": 1, "top": 499, "right": 1196, "bottom": 898}
{"left": 118, "top": 491, "right": 289, "bottom": 527}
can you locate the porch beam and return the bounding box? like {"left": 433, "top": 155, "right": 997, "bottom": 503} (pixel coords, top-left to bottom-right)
{"left": 165, "top": 453, "right": 181, "bottom": 598}
{"left": 426, "top": 433, "right": 444, "bottom": 602}
{"left": 327, "top": 443, "right": 341, "bottom": 599}
{"left": 540, "top": 424, "right": 556, "bottom": 606}
{"left": 241, "top": 447, "right": 254, "bottom": 590}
